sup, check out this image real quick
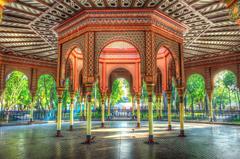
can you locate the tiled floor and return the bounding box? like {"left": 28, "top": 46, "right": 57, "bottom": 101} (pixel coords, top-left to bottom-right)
{"left": 0, "top": 121, "right": 239, "bottom": 159}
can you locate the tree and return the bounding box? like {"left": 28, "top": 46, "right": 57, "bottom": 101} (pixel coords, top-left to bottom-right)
{"left": 186, "top": 74, "right": 205, "bottom": 117}
{"left": 2, "top": 71, "right": 31, "bottom": 110}
{"left": 35, "top": 74, "right": 57, "bottom": 110}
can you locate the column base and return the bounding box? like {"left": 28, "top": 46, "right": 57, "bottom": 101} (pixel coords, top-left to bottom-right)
{"left": 209, "top": 118, "right": 213, "bottom": 122}
{"left": 167, "top": 124, "right": 172, "bottom": 131}
{"left": 28, "top": 119, "right": 33, "bottom": 124}
{"left": 136, "top": 122, "right": 141, "bottom": 128}
{"left": 55, "top": 130, "right": 63, "bottom": 137}
{"left": 101, "top": 122, "right": 105, "bottom": 128}
{"left": 145, "top": 135, "right": 157, "bottom": 144}
{"left": 69, "top": 125, "right": 73, "bottom": 131}
{"left": 82, "top": 135, "right": 95, "bottom": 144}
{"left": 178, "top": 129, "right": 186, "bottom": 137}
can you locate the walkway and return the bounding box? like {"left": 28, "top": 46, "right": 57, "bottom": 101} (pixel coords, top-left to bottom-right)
{"left": 0, "top": 121, "right": 239, "bottom": 159}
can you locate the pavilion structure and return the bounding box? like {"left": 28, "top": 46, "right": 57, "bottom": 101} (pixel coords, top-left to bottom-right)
{"left": 0, "top": 0, "right": 239, "bottom": 145}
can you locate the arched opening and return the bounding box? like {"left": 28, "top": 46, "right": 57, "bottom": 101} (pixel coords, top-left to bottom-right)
{"left": 2, "top": 71, "right": 30, "bottom": 111}
{"left": 213, "top": 71, "right": 239, "bottom": 121}
{"left": 64, "top": 46, "right": 84, "bottom": 92}
{"left": 0, "top": 71, "right": 30, "bottom": 122}
{"left": 186, "top": 74, "right": 206, "bottom": 120}
{"left": 98, "top": 41, "right": 141, "bottom": 124}
{"left": 36, "top": 74, "right": 57, "bottom": 111}
{"left": 110, "top": 78, "right": 131, "bottom": 118}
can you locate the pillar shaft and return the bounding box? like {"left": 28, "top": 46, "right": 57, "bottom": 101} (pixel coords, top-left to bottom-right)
{"left": 107, "top": 96, "right": 110, "bottom": 118}
{"left": 84, "top": 97, "right": 87, "bottom": 118}
{"left": 137, "top": 95, "right": 141, "bottom": 127}
{"left": 146, "top": 83, "right": 154, "bottom": 143}
{"left": 167, "top": 91, "right": 172, "bottom": 130}
{"left": 159, "top": 95, "right": 163, "bottom": 119}
{"left": 57, "top": 96, "right": 63, "bottom": 131}
{"left": 69, "top": 92, "right": 74, "bottom": 130}
{"left": 101, "top": 97, "right": 105, "bottom": 127}
{"left": 148, "top": 95, "right": 153, "bottom": 136}
{"left": 30, "top": 95, "right": 34, "bottom": 122}
{"left": 86, "top": 94, "right": 92, "bottom": 136}
{"left": 132, "top": 95, "right": 135, "bottom": 116}
{"left": 208, "top": 91, "right": 213, "bottom": 122}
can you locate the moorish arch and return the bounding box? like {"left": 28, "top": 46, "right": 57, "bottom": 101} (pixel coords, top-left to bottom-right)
{"left": 108, "top": 68, "right": 133, "bottom": 94}
{"left": 98, "top": 41, "right": 141, "bottom": 95}
{"left": 63, "top": 47, "right": 84, "bottom": 92}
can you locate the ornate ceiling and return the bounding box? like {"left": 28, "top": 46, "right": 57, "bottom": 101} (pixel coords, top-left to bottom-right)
{"left": 0, "top": 0, "right": 239, "bottom": 62}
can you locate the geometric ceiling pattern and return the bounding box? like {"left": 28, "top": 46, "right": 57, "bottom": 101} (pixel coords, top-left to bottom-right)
{"left": 0, "top": 0, "right": 239, "bottom": 62}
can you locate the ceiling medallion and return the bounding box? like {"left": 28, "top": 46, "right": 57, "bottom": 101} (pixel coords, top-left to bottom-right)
{"left": 0, "top": 0, "right": 14, "bottom": 23}
{"left": 224, "top": 0, "right": 240, "bottom": 25}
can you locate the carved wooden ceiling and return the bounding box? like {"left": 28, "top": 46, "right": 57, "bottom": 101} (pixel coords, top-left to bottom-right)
{"left": 0, "top": 0, "right": 239, "bottom": 62}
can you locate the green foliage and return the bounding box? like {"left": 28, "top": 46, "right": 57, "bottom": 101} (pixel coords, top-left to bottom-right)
{"left": 213, "top": 71, "right": 238, "bottom": 110}
{"left": 111, "top": 78, "right": 131, "bottom": 106}
{"left": 35, "top": 74, "right": 57, "bottom": 110}
{"left": 186, "top": 74, "right": 205, "bottom": 109}
{"left": 2, "top": 71, "right": 31, "bottom": 110}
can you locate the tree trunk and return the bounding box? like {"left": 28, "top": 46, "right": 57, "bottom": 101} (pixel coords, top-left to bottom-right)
{"left": 191, "top": 96, "right": 194, "bottom": 118}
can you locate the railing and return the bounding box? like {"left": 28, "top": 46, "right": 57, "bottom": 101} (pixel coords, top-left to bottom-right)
{"left": 0, "top": 109, "right": 239, "bottom": 124}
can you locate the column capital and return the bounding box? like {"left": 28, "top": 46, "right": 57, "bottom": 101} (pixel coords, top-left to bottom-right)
{"left": 57, "top": 87, "right": 65, "bottom": 97}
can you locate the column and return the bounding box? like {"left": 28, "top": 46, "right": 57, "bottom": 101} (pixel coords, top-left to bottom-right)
{"left": 84, "top": 97, "right": 87, "bottom": 120}
{"left": 177, "top": 87, "right": 185, "bottom": 137}
{"left": 159, "top": 95, "right": 163, "bottom": 120}
{"left": 136, "top": 94, "right": 141, "bottom": 128}
{"left": 166, "top": 90, "right": 172, "bottom": 130}
{"left": 29, "top": 92, "right": 35, "bottom": 123}
{"left": 107, "top": 94, "right": 111, "bottom": 120}
{"left": 56, "top": 87, "right": 64, "bottom": 137}
{"left": 101, "top": 95, "right": 105, "bottom": 128}
{"left": 85, "top": 94, "right": 92, "bottom": 143}
{"left": 79, "top": 94, "right": 83, "bottom": 120}
{"left": 147, "top": 84, "right": 154, "bottom": 144}
{"left": 69, "top": 92, "right": 75, "bottom": 131}
{"left": 131, "top": 95, "right": 135, "bottom": 119}
{"left": 207, "top": 90, "right": 213, "bottom": 122}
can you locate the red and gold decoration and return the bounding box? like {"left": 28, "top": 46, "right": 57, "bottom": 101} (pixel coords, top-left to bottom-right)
{"left": 0, "top": 0, "right": 14, "bottom": 23}
{"left": 224, "top": 0, "right": 240, "bottom": 25}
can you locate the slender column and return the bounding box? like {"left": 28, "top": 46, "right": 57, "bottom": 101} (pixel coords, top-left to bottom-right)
{"left": 56, "top": 87, "right": 64, "bottom": 137}
{"left": 159, "top": 95, "right": 163, "bottom": 120}
{"left": 107, "top": 94, "right": 111, "bottom": 120}
{"left": 29, "top": 92, "right": 35, "bottom": 123}
{"left": 101, "top": 94, "right": 105, "bottom": 128}
{"left": 79, "top": 94, "right": 83, "bottom": 120}
{"left": 69, "top": 92, "right": 75, "bottom": 131}
{"left": 136, "top": 94, "right": 141, "bottom": 128}
{"left": 84, "top": 97, "right": 87, "bottom": 120}
{"left": 207, "top": 90, "right": 213, "bottom": 122}
{"left": 166, "top": 90, "right": 172, "bottom": 130}
{"left": 131, "top": 95, "right": 135, "bottom": 119}
{"left": 86, "top": 94, "right": 92, "bottom": 142}
{"left": 146, "top": 84, "right": 154, "bottom": 143}
{"left": 177, "top": 87, "right": 185, "bottom": 137}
